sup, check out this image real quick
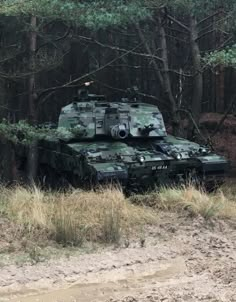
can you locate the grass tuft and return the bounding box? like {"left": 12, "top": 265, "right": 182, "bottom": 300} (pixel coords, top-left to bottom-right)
{"left": 0, "top": 182, "right": 235, "bottom": 252}
{"left": 0, "top": 186, "right": 156, "bottom": 247}
{"left": 130, "top": 184, "right": 236, "bottom": 220}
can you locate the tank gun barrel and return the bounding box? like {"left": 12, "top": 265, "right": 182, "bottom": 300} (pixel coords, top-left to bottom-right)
{"left": 110, "top": 124, "right": 129, "bottom": 139}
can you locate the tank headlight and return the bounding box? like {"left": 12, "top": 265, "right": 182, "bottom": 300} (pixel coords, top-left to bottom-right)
{"left": 176, "top": 153, "right": 182, "bottom": 160}
{"left": 199, "top": 148, "right": 208, "bottom": 154}
{"left": 139, "top": 156, "right": 145, "bottom": 163}
{"left": 171, "top": 151, "right": 182, "bottom": 160}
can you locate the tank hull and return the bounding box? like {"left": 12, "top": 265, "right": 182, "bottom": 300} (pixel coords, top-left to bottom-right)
{"left": 36, "top": 136, "right": 229, "bottom": 191}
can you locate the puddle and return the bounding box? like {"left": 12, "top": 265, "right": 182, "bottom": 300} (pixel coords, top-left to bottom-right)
{"left": 4, "top": 258, "right": 186, "bottom": 302}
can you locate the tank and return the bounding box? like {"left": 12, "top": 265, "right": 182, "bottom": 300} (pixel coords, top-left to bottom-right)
{"left": 37, "top": 87, "right": 229, "bottom": 191}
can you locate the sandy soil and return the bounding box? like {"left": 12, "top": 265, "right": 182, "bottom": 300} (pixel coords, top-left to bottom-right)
{"left": 0, "top": 213, "right": 235, "bottom": 302}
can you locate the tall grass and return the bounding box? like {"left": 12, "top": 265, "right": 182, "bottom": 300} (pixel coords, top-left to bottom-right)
{"left": 1, "top": 186, "right": 155, "bottom": 246}
{"left": 130, "top": 185, "right": 236, "bottom": 220}
{"left": 0, "top": 183, "right": 235, "bottom": 249}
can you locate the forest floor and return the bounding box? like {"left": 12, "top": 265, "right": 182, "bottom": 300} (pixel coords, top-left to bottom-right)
{"left": 0, "top": 185, "right": 235, "bottom": 302}
{"left": 0, "top": 212, "right": 235, "bottom": 302}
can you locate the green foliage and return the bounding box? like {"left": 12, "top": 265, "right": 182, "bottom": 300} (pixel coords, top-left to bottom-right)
{"left": 0, "top": 121, "right": 88, "bottom": 145}
{"left": 0, "top": 0, "right": 150, "bottom": 28}
{"left": 166, "top": 0, "right": 236, "bottom": 18}
{"left": 204, "top": 45, "right": 236, "bottom": 67}
{"left": 0, "top": 120, "right": 54, "bottom": 145}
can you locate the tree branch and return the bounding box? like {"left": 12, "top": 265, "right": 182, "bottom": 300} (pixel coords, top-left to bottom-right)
{"left": 36, "top": 26, "right": 72, "bottom": 53}
{"left": 166, "top": 14, "right": 190, "bottom": 32}
{"left": 135, "top": 24, "right": 164, "bottom": 88}
{"left": 177, "top": 109, "right": 210, "bottom": 145}
{"left": 93, "top": 79, "right": 165, "bottom": 104}
{"left": 197, "top": 29, "right": 216, "bottom": 41}
{"left": 36, "top": 42, "right": 144, "bottom": 101}
{"left": 198, "top": 14, "right": 231, "bottom": 35}
{"left": 197, "top": 9, "right": 225, "bottom": 26}
{"left": 0, "top": 51, "right": 25, "bottom": 65}
{"left": 0, "top": 52, "right": 69, "bottom": 80}
{"left": 74, "top": 35, "right": 164, "bottom": 62}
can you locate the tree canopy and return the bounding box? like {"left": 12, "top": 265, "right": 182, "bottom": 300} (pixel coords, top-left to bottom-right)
{"left": 0, "top": 0, "right": 150, "bottom": 28}
{"left": 165, "top": 0, "right": 236, "bottom": 16}
{"left": 204, "top": 45, "right": 236, "bottom": 67}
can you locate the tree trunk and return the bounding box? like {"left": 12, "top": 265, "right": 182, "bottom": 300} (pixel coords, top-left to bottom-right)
{"left": 136, "top": 17, "right": 180, "bottom": 135}
{"left": 215, "top": 10, "right": 225, "bottom": 113}
{"left": 135, "top": 23, "right": 164, "bottom": 89}
{"left": 27, "top": 15, "right": 38, "bottom": 185}
{"left": 156, "top": 15, "right": 180, "bottom": 135}
{"left": 189, "top": 15, "right": 203, "bottom": 125}
{"left": 215, "top": 64, "right": 225, "bottom": 113}
{"left": 28, "top": 15, "right": 37, "bottom": 121}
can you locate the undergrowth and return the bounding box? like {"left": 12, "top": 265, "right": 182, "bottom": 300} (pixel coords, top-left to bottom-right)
{"left": 130, "top": 184, "right": 236, "bottom": 220}
{"left": 0, "top": 186, "right": 155, "bottom": 247}
{"left": 0, "top": 183, "right": 235, "bottom": 250}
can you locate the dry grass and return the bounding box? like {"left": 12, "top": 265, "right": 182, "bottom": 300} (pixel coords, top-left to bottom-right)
{"left": 130, "top": 185, "right": 236, "bottom": 220}
{"left": 0, "top": 186, "right": 156, "bottom": 246}
{"left": 0, "top": 183, "right": 235, "bottom": 250}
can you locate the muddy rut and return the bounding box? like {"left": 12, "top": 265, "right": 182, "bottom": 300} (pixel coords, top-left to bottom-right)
{"left": 0, "top": 214, "right": 235, "bottom": 302}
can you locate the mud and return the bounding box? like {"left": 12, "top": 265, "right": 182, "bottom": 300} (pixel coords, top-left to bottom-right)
{"left": 0, "top": 214, "right": 235, "bottom": 302}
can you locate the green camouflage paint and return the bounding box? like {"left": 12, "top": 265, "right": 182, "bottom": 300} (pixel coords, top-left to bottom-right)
{"left": 38, "top": 93, "right": 229, "bottom": 190}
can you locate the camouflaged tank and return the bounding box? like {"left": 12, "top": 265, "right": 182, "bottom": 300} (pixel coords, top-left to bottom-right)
{"left": 39, "top": 90, "right": 229, "bottom": 191}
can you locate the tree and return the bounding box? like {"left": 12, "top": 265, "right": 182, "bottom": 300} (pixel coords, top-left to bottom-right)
{"left": 0, "top": 0, "right": 149, "bottom": 28}
{"left": 0, "top": 0, "right": 150, "bottom": 118}
{"left": 0, "top": 0, "right": 151, "bottom": 183}
{"left": 167, "top": 0, "right": 236, "bottom": 117}
{"left": 132, "top": 0, "right": 236, "bottom": 136}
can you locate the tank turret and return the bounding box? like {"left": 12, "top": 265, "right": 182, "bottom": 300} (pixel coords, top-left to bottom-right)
{"left": 58, "top": 94, "right": 167, "bottom": 140}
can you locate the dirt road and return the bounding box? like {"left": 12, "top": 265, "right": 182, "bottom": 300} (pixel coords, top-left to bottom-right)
{"left": 0, "top": 214, "right": 235, "bottom": 302}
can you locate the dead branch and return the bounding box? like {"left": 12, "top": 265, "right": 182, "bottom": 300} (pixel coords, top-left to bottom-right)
{"left": 198, "top": 14, "right": 232, "bottom": 35}
{"left": 166, "top": 14, "right": 190, "bottom": 32}
{"left": 74, "top": 35, "right": 164, "bottom": 62}
{"left": 177, "top": 108, "right": 210, "bottom": 146}
{"left": 0, "top": 51, "right": 25, "bottom": 65}
{"left": 0, "top": 51, "right": 69, "bottom": 80}
{"left": 197, "top": 9, "right": 225, "bottom": 26}
{"left": 36, "top": 42, "right": 144, "bottom": 102}
{"left": 36, "top": 26, "right": 72, "bottom": 53}
{"left": 197, "top": 29, "right": 216, "bottom": 41}
{"left": 93, "top": 79, "right": 164, "bottom": 104}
